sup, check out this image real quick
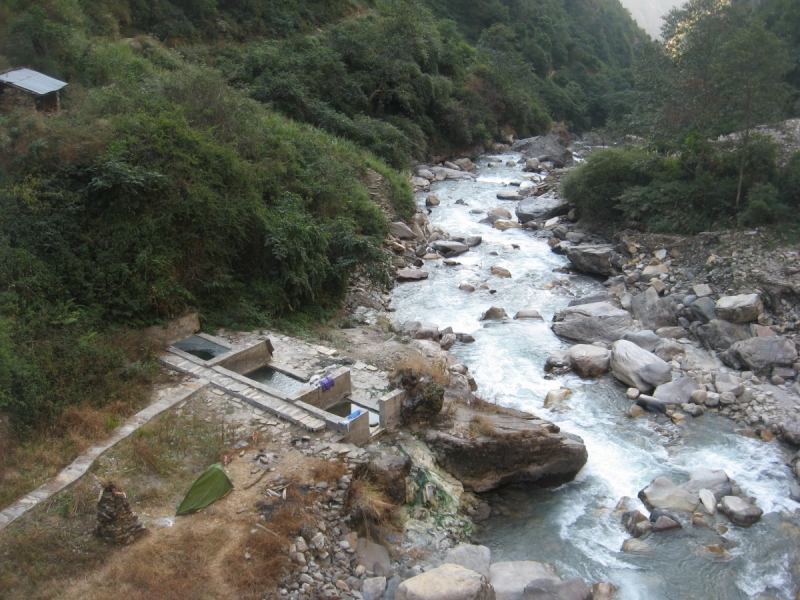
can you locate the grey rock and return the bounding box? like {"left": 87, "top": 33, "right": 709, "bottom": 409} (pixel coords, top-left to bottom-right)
{"left": 723, "top": 337, "right": 798, "bottom": 373}
{"left": 681, "top": 468, "right": 732, "bottom": 501}
{"left": 402, "top": 321, "right": 440, "bottom": 341}
{"left": 567, "top": 344, "right": 611, "bottom": 377}
{"left": 497, "top": 190, "right": 523, "bottom": 201}
{"left": 390, "top": 222, "right": 418, "bottom": 240}
{"left": 491, "top": 561, "right": 560, "bottom": 600}
{"left": 464, "top": 236, "right": 483, "bottom": 247}
{"left": 655, "top": 326, "right": 687, "bottom": 339}
{"left": 639, "top": 476, "right": 699, "bottom": 512}
{"left": 545, "top": 350, "right": 571, "bottom": 373}
{"left": 565, "top": 245, "right": 617, "bottom": 276}
{"left": 610, "top": 340, "right": 672, "bottom": 392}
{"left": 632, "top": 287, "right": 679, "bottom": 330}
{"left": 716, "top": 294, "right": 763, "bottom": 323}
{"left": 654, "top": 339, "right": 685, "bottom": 361}
{"left": 396, "top": 564, "right": 494, "bottom": 600}
{"left": 511, "top": 134, "right": 574, "bottom": 167}
{"left": 567, "top": 293, "right": 615, "bottom": 307}
{"left": 621, "top": 510, "right": 648, "bottom": 534}
{"left": 691, "top": 297, "right": 717, "bottom": 323}
{"left": 481, "top": 306, "right": 509, "bottom": 320}
{"left": 652, "top": 516, "right": 681, "bottom": 532}
{"left": 515, "top": 309, "right": 544, "bottom": 320}
{"left": 653, "top": 377, "right": 699, "bottom": 405}
{"left": 363, "top": 577, "right": 388, "bottom": 600}
{"left": 696, "top": 319, "right": 750, "bottom": 351}
{"left": 440, "top": 333, "right": 457, "bottom": 351}
{"left": 432, "top": 241, "right": 469, "bottom": 257}
{"left": 397, "top": 268, "right": 428, "bottom": 281}
{"left": 356, "top": 539, "right": 391, "bottom": 574}
{"left": 426, "top": 194, "right": 441, "bottom": 207}
{"left": 443, "top": 544, "right": 491, "bottom": 580}
{"left": 522, "top": 578, "right": 592, "bottom": 600}
{"left": 553, "top": 302, "right": 634, "bottom": 344}
{"left": 622, "top": 330, "right": 661, "bottom": 352}
{"left": 719, "top": 496, "right": 763, "bottom": 527}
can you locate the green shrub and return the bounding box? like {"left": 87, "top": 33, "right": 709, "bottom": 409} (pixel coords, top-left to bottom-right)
{"left": 738, "top": 183, "right": 791, "bottom": 226}
{"left": 561, "top": 148, "right": 654, "bottom": 222}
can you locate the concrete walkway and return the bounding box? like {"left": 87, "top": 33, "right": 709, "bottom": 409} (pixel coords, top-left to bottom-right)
{"left": 0, "top": 380, "right": 207, "bottom": 532}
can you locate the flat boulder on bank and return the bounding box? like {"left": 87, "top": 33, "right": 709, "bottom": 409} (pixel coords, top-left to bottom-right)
{"left": 610, "top": 340, "right": 672, "bottom": 392}
{"left": 565, "top": 245, "right": 617, "bottom": 276}
{"left": 552, "top": 302, "right": 634, "bottom": 344}
{"left": 443, "top": 544, "right": 491, "bottom": 580}
{"left": 397, "top": 268, "right": 428, "bottom": 282}
{"left": 491, "top": 561, "right": 560, "bottom": 600}
{"left": 653, "top": 377, "right": 698, "bottom": 405}
{"left": 715, "top": 294, "right": 763, "bottom": 323}
{"left": 722, "top": 336, "right": 798, "bottom": 373}
{"left": 396, "top": 563, "right": 494, "bottom": 600}
{"left": 423, "top": 406, "right": 587, "bottom": 493}
{"left": 390, "top": 221, "right": 418, "bottom": 239}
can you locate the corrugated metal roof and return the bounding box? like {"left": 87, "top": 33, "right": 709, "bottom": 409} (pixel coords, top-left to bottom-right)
{"left": 0, "top": 68, "right": 67, "bottom": 95}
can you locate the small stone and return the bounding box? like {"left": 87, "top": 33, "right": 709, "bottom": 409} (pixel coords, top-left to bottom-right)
{"left": 627, "top": 388, "right": 641, "bottom": 399}
{"left": 629, "top": 405, "right": 645, "bottom": 418}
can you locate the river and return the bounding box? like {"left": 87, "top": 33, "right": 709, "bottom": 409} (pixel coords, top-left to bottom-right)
{"left": 388, "top": 153, "right": 800, "bottom": 599}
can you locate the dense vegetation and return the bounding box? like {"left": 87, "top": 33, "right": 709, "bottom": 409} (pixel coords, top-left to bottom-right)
{"left": 563, "top": 0, "right": 800, "bottom": 233}
{"left": 0, "top": 0, "right": 646, "bottom": 439}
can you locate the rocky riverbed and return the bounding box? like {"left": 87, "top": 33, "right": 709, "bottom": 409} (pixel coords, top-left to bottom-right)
{"left": 357, "top": 138, "right": 800, "bottom": 600}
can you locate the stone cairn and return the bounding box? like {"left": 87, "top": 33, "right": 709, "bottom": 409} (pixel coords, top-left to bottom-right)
{"left": 96, "top": 482, "right": 146, "bottom": 544}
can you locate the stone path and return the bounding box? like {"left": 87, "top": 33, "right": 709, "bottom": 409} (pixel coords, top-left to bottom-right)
{"left": 0, "top": 380, "right": 206, "bottom": 532}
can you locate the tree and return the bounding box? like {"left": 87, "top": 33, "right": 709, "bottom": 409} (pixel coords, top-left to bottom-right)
{"left": 629, "top": 0, "right": 790, "bottom": 198}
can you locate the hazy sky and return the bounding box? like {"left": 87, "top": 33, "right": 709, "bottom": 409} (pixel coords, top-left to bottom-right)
{"left": 617, "top": 0, "right": 685, "bottom": 38}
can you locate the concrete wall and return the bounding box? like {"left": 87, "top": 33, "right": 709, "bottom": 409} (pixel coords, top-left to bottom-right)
{"left": 214, "top": 340, "right": 272, "bottom": 373}
{"left": 145, "top": 313, "right": 201, "bottom": 346}
{"left": 291, "top": 367, "right": 351, "bottom": 410}
{"left": 344, "top": 410, "right": 370, "bottom": 446}
{"left": 378, "top": 389, "right": 405, "bottom": 431}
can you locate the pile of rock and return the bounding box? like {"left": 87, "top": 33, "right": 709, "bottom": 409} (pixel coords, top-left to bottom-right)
{"left": 620, "top": 468, "right": 763, "bottom": 552}
{"left": 388, "top": 211, "right": 483, "bottom": 283}
{"left": 96, "top": 482, "right": 146, "bottom": 544}
{"left": 411, "top": 159, "right": 477, "bottom": 190}
{"left": 395, "top": 543, "right": 613, "bottom": 600}
{"left": 399, "top": 320, "right": 478, "bottom": 394}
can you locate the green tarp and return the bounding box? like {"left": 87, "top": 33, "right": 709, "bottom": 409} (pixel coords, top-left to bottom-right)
{"left": 176, "top": 463, "right": 234, "bottom": 515}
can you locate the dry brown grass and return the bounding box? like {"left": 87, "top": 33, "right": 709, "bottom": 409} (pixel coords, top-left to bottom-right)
{"left": 309, "top": 458, "right": 348, "bottom": 483}
{"left": 221, "top": 525, "right": 289, "bottom": 600}
{"left": 468, "top": 414, "right": 496, "bottom": 438}
{"left": 393, "top": 354, "right": 450, "bottom": 386}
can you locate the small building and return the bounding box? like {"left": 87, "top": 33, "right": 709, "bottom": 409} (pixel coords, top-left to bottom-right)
{"left": 0, "top": 68, "right": 67, "bottom": 113}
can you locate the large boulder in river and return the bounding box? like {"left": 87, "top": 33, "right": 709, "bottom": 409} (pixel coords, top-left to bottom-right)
{"left": 523, "top": 578, "right": 592, "bottom": 600}
{"left": 432, "top": 240, "right": 469, "bottom": 257}
{"left": 715, "top": 294, "right": 763, "bottom": 323}
{"left": 719, "top": 496, "right": 763, "bottom": 527}
{"left": 491, "top": 561, "right": 560, "bottom": 600}
{"left": 565, "top": 245, "right": 617, "bottom": 276}
{"left": 423, "top": 406, "right": 587, "bottom": 493}
{"left": 516, "top": 198, "right": 548, "bottom": 223}
{"left": 695, "top": 319, "right": 750, "bottom": 351}
{"left": 511, "top": 134, "right": 573, "bottom": 168}
{"left": 567, "top": 345, "right": 610, "bottom": 377}
{"left": 681, "top": 468, "right": 732, "bottom": 501}
{"left": 631, "top": 287, "right": 678, "bottom": 330}
{"left": 639, "top": 476, "right": 700, "bottom": 513}
{"left": 653, "top": 377, "right": 698, "bottom": 405}
{"left": 610, "top": 340, "right": 672, "bottom": 392}
{"left": 552, "top": 302, "right": 634, "bottom": 344}
{"left": 721, "top": 336, "right": 798, "bottom": 373}
{"left": 481, "top": 306, "right": 509, "bottom": 320}
{"left": 396, "top": 563, "right": 494, "bottom": 600}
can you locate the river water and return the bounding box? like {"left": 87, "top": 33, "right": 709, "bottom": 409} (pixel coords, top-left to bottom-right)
{"left": 389, "top": 153, "right": 800, "bottom": 599}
